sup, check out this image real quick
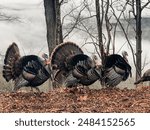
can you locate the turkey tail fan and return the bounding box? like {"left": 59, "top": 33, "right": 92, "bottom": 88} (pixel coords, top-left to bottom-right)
{"left": 50, "top": 42, "right": 83, "bottom": 70}
{"left": 3, "top": 42, "right": 21, "bottom": 82}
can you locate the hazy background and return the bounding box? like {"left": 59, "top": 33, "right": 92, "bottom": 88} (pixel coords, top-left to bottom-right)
{"left": 0, "top": 1, "right": 149, "bottom": 68}
{"left": 0, "top": 0, "right": 150, "bottom": 91}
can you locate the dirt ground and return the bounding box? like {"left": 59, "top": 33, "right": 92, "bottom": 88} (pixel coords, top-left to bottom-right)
{"left": 0, "top": 86, "right": 150, "bottom": 113}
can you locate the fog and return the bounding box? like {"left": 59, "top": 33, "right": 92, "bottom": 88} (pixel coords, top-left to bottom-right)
{"left": 0, "top": 1, "right": 150, "bottom": 73}
{"left": 0, "top": 0, "right": 41, "bottom": 4}
{"left": 0, "top": 1, "right": 47, "bottom": 56}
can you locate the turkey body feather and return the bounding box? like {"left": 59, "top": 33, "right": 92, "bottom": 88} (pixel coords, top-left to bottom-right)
{"left": 50, "top": 42, "right": 131, "bottom": 88}
{"left": 3, "top": 43, "right": 51, "bottom": 91}
{"left": 102, "top": 53, "right": 132, "bottom": 87}
{"left": 51, "top": 42, "right": 102, "bottom": 88}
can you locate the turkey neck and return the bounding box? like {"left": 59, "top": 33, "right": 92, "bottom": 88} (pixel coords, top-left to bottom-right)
{"left": 123, "top": 55, "right": 128, "bottom": 63}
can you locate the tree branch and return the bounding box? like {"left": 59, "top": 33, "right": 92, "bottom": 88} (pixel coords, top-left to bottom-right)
{"left": 105, "top": 0, "right": 111, "bottom": 55}
{"left": 63, "top": 5, "right": 86, "bottom": 39}
{"left": 141, "top": 0, "right": 150, "bottom": 11}
{"left": 0, "top": 13, "right": 20, "bottom": 22}
{"left": 110, "top": 4, "right": 140, "bottom": 77}
{"left": 61, "top": 3, "right": 82, "bottom": 26}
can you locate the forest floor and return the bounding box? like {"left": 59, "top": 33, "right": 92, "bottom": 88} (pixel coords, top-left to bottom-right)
{"left": 0, "top": 86, "right": 150, "bottom": 113}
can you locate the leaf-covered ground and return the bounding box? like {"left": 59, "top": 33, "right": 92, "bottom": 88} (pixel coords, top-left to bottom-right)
{"left": 0, "top": 86, "right": 150, "bottom": 113}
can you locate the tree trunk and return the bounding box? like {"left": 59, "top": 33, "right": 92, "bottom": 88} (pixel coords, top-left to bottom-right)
{"left": 95, "top": 0, "right": 105, "bottom": 64}
{"left": 44, "top": 0, "right": 57, "bottom": 90}
{"left": 44, "top": 0, "right": 63, "bottom": 52}
{"left": 56, "top": 0, "right": 63, "bottom": 44}
{"left": 136, "top": 0, "right": 142, "bottom": 81}
{"left": 44, "top": 0, "right": 57, "bottom": 54}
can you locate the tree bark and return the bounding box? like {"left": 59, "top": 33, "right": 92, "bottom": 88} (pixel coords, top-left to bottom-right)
{"left": 44, "top": 0, "right": 57, "bottom": 90}
{"left": 95, "top": 0, "right": 105, "bottom": 64}
{"left": 56, "top": 0, "right": 63, "bottom": 44}
{"left": 44, "top": 0, "right": 57, "bottom": 54}
{"left": 136, "top": 0, "right": 142, "bottom": 81}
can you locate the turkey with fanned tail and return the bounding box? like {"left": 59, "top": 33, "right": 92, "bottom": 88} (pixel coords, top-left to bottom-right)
{"left": 102, "top": 51, "right": 132, "bottom": 87}
{"left": 3, "top": 43, "right": 51, "bottom": 92}
{"left": 50, "top": 42, "right": 102, "bottom": 88}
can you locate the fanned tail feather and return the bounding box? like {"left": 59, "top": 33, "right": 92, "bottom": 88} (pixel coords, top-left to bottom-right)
{"left": 50, "top": 42, "right": 83, "bottom": 70}
{"left": 3, "top": 42, "right": 20, "bottom": 82}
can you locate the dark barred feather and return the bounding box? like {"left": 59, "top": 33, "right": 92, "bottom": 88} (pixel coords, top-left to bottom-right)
{"left": 3, "top": 43, "right": 51, "bottom": 91}
{"left": 51, "top": 42, "right": 102, "bottom": 87}
{"left": 3, "top": 43, "right": 20, "bottom": 82}
{"left": 50, "top": 42, "right": 83, "bottom": 70}
{"left": 103, "top": 54, "right": 132, "bottom": 87}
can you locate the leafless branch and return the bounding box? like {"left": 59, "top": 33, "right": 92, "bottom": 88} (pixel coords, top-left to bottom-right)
{"left": 105, "top": 0, "right": 111, "bottom": 55}
{"left": 0, "top": 13, "right": 20, "bottom": 22}
{"left": 141, "top": 54, "right": 150, "bottom": 71}
{"left": 110, "top": 4, "right": 141, "bottom": 77}
{"left": 78, "top": 20, "right": 101, "bottom": 57}
{"left": 63, "top": 5, "right": 86, "bottom": 39}
{"left": 59, "top": 0, "right": 68, "bottom": 6}
{"left": 75, "top": 26, "right": 97, "bottom": 41}
{"left": 61, "top": 3, "right": 83, "bottom": 26}
{"left": 59, "top": 0, "right": 64, "bottom": 5}
{"left": 100, "top": 0, "right": 104, "bottom": 27}
{"left": 141, "top": 0, "right": 150, "bottom": 11}
{"left": 81, "top": 41, "right": 101, "bottom": 58}
{"left": 83, "top": 0, "right": 92, "bottom": 16}
{"left": 129, "top": 0, "right": 136, "bottom": 18}
{"left": 79, "top": 15, "right": 96, "bottom": 22}
{"left": 111, "top": 0, "right": 129, "bottom": 54}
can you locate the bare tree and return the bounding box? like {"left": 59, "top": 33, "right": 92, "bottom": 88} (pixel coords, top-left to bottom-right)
{"left": 128, "top": 0, "right": 150, "bottom": 82}
{"left": 56, "top": 0, "right": 63, "bottom": 44}
{"left": 44, "top": 0, "right": 65, "bottom": 54}
{"left": 135, "top": 0, "right": 142, "bottom": 81}
{"left": 44, "top": 0, "right": 150, "bottom": 85}
{"left": 43, "top": 0, "right": 58, "bottom": 89}
{"left": 43, "top": 0, "right": 57, "bottom": 54}
{"left": 95, "top": 0, "right": 105, "bottom": 64}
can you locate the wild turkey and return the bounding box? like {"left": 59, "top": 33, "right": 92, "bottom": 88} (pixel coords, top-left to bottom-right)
{"left": 50, "top": 42, "right": 102, "bottom": 88}
{"left": 3, "top": 43, "right": 51, "bottom": 91}
{"left": 134, "top": 69, "right": 150, "bottom": 84}
{"left": 102, "top": 51, "right": 132, "bottom": 87}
